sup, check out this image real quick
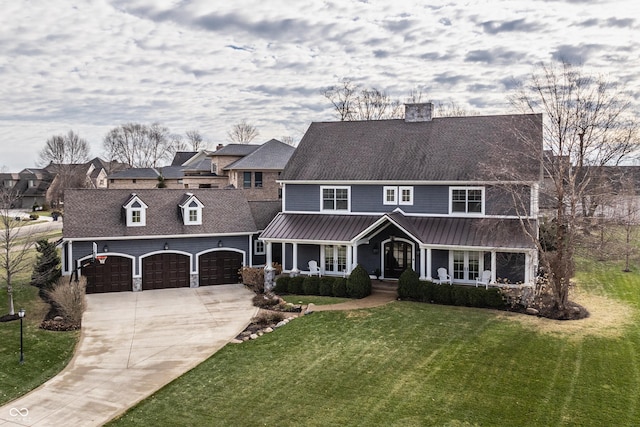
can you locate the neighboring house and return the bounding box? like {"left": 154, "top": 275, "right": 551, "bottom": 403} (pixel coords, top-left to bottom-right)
{"left": 0, "top": 157, "right": 127, "bottom": 209}
{"left": 260, "top": 103, "right": 543, "bottom": 285}
{"left": 60, "top": 188, "right": 280, "bottom": 293}
{"left": 107, "top": 166, "right": 186, "bottom": 189}
{"left": 107, "top": 140, "right": 295, "bottom": 201}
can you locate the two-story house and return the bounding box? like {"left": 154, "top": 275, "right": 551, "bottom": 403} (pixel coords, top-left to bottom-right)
{"left": 261, "top": 103, "right": 542, "bottom": 286}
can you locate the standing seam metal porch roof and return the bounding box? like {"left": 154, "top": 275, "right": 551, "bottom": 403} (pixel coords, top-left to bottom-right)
{"left": 260, "top": 212, "right": 536, "bottom": 249}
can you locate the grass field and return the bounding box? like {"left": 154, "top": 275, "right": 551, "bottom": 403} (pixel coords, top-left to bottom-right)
{"left": 0, "top": 230, "right": 78, "bottom": 406}
{"left": 109, "top": 257, "right": 640, "bottom": 426}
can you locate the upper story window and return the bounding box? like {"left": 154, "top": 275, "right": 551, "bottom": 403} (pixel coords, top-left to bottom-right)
{"left": 243, "top": 172, "right": 251, "bottom": 189}
{"left": 28, "top": 179, "right": 35, "bottom": 187}
{"left": 3, "top": 179, "right": 14, "bottom": 188}
{"left": 321, "top": 186, "right": 350, "bottom": 212}
{"left": 255, "top": 172, "right": 263, "bottom": 188}
{"left": 123, "top": 195, "right": 148, "bottom": 227}
{"left": 450, "top": 187, "right": 484, "bottom": 215}
{"left": 179, "top": 194, "right": 203, "bottom": 225}
{"left": 383, "top": 186, "right": 413, "bottom": 206}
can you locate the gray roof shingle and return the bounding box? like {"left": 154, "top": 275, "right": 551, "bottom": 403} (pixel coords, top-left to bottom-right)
{"left": 213, "top": 144, "right": 260, "bottom": 156}
{"left": 225, "top": 139, "right": 295, "bottom": 170}
{"left": 280, "top": 114, "right": 542, "bottom": 182}
{"left": 64, "top": 189, "right": 259, "bottom": 239}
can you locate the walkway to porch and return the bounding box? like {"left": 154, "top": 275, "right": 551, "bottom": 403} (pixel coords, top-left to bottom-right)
{"left": 309, "top": 280, "right": 398, "bottom": 312}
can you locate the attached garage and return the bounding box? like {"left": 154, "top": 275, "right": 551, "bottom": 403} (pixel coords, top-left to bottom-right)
{"left": 199, "top": 251, "right": 243, "bottom": 286}
{"left": 143, "top": 253, "right": 190, "bottom": 290}
{"left": 82, "top": 256, "right": 133, "bottom": 294}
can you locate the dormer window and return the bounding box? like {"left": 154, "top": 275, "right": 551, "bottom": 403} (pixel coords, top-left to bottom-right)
{"left": 179, "top": 193, "right": 204, "bottom": 225}
{"left": 123, "top": 195, "right": 148, "bottom": 227}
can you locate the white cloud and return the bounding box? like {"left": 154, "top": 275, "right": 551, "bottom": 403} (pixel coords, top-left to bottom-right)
{"left": 0, "top": 0, "right": 638, "bottom": 170}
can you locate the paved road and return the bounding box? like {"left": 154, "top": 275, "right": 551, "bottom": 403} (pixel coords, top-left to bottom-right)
{"left": 0, "top": 285, "right": 257, "bottom": 426}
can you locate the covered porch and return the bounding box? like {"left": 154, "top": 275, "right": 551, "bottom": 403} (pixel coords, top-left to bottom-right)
{"left": 260, "top": 212, "right": 537, "bottom": 286}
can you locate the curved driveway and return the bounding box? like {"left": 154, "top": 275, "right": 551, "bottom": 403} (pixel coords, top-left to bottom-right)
{"left": 0, "top": 285, "right": 257, "bottom": 426}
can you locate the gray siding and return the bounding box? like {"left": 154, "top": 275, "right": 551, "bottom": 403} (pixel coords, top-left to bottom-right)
{"left": 285, "top": 184, "right": 319, "bottom": 212}
{"left": 69, "top": 235, "right": 251, "bottom": 275}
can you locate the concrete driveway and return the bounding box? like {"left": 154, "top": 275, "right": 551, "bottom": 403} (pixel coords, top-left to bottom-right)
{"left": 0, "top": 285, "right": 257, "bottom": 426}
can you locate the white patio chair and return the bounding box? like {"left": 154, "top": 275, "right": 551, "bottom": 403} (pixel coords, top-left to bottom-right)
{"left": 475, "top": 270, "right": 492, "bottom": 289}
{"left": 308, "top": 260, "right": 321, "bottom": 277}
{"left": 434, "top": 267, "right": 452, "bottom": 285}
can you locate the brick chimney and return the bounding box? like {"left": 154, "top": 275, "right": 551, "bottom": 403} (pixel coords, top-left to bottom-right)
{"left": 215, "top": 143, "right": 224, "bottom": 151}
{"left": 404, "top": 103, "right": 433, "bottom": 122}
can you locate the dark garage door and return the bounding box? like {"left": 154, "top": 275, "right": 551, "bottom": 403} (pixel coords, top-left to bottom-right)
{"left": 142, "top": 253, "right": 190, "bottom": 290}
{"left": 82, "top": 256, "right": 132, "bottom": 294}
{"left": 199, "top": 251, "right": 243, "bottom": 286}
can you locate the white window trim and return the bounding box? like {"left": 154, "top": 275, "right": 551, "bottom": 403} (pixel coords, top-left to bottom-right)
{"left": 123, "top": 195, "right": 148, "bottom": 227}
{"left": 399, "top": 186, "right": 414, "bottom": 205}
{"left": 449, "top": 186, "right": 485, "bottom": 216}
{"left": 181, "top": 195, "right": 204, "bottom": 225}
{"left": 383, "top": 186, "right": 397, "bottom": 205}
{"left": 320, "top": 185, "right": 351, "bottom": 212}
{"left": 254, "top": 240, "right": 265, "bottom": 255}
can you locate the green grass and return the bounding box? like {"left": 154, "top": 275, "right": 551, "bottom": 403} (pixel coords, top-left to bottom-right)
{"left": 0, "top": 284, "right": 78, "bottom": 405}
{"left": 0, "top": 236, "right": 78, "bottom": 406}
{"left": 110, "top": 257, "right": 640, "bottom": 426}
{"left": 281, "top": 294, "right": 351, "bottom": 306}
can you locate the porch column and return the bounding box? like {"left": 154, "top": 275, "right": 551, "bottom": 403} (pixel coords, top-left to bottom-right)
{"left": 291, "top": 243, "right": 299, "bottom": 273}
{"left": 524, "top": 252, "right": 531, "bottom": 285}
{"left": 491, "top": 251, "right": 497, "bottom": 283}
{"left": 351, "top": 244, "right": 358, "bottom": 272}
{"left": 426, "top": 248, "right": 433, "bottom": 280}
{"left": 346, "top": 245, "right": 353, "bottom": 275}
{"left": 265, "top": 242, "right": 273, "bottom": 268}
{"left": 419, "top": 247, "right": 426, "bottom": 280}
{"left": 248, "top": 236, "right": 253, "bottom": 267}
{"left": 281, "top": 243, "right": 286, "bottom": 271}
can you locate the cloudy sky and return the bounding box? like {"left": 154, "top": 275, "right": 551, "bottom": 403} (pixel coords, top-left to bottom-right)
{"left": 1, "top": 0, "right": 638, "bottom": 171}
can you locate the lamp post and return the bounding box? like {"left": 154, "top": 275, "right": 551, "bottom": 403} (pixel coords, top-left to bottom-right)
{"left": 18, "top": 308, "right": 25, "bottom": 365}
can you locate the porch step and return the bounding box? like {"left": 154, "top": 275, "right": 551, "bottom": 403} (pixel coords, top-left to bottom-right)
{"left": 371, "top": 280, "right": 398, "bottom": 294}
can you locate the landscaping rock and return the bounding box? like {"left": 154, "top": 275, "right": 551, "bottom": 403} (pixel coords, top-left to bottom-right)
{"left": 264, "top": 327, "right": 273, "bottom": 333}
{"left": 230, "top": 338, "right": 243, "bottom": 344}
{"left": 53, "top": 316, "right": 64, "bottom": 322}
{"left": 526, "top": 307, "right": 540, "bottom": 316}
{"left": 250, "top": 333, "right": 259, "bottom": 340}
{"left": 305, "top": 303, "right": 315, "bottom": 315}
{"left": 275, "top": 320, "right": 287, "bottom": 328}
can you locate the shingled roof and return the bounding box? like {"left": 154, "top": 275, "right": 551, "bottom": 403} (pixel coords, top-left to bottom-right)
{"left": 280, "top": 114, "right": 542, "bottom": 182}
{"left": 225, "top": 139, "right": 295, "bottom": 170}
{"left": 64, "top": 189, "right": 260, "bottom": 239}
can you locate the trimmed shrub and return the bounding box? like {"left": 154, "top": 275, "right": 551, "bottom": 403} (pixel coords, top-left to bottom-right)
{"left": 347, "top": 264, "right": 372, "bottom": 299}
{"left": 319, "top": 277, "right": 334, "bottom": 296}
{"left": 332, "top": 277, "right": 348, "bottom": 297}
{"left": 419, "top": 281, "right": 436, "bottom": 302}
{"left": 484, "top": 288, "right": 506, "bottom": 309}
{"left": 398, "top": 268, "right": 420, "bottom": 300}
{"left": 432, "top": 283, "right": 454, "bottom": 305}
{"left": 302, "top": 276, "right": 320, "bottom": 295}
{"left": 274, "top": 276, "right": 290, "bottom": 294}
{"left": 288, "top": 276, "right": 304, "bottom": 294}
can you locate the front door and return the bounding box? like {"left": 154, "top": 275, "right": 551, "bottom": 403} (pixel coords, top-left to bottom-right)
{"left": 384, "top": 241, "right": 412, "bottom": 279}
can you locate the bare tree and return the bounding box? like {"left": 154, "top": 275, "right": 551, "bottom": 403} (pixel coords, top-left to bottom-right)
{"left": 0, "top": 187, "right": 36, "bottom": 315}
{"left": 103, "top": 123, "right": 176, "bottom": 167}
{"left": 323, "top": 79, "right": 403, "bottom": 121}
{"left": 38, "top": 130, "right": 91, "bottom": 206}
{"left": 227, "top": 120, "right": 259, "bottom": 143}
{"left": 280, "top": 136, "right": 297, "bottom": 146}
{"left": 185, "top": 130, "right": 205, "bottom": 150}
{"left": 505, "top": 61, "right": 639, "bottom": 315}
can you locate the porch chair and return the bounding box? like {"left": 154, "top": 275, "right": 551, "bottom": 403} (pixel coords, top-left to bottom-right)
{"left": 308, "top": 260, "right": 321, "bottom": 277}
{"left": 475, "top": 270, "right": 492, "bottom": 289}
{"left": 434, "top": 267, "right": 452, "bottom": 285}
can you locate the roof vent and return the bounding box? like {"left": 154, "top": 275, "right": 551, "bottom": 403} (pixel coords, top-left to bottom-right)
{"left": 404, "top": 103, "right": 433, "bottom": 122}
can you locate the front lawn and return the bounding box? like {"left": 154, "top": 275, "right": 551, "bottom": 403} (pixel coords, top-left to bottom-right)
{"left": 110, "top": 258, "right": 640, "bottom": 426}
{"left": 281, "top": 294, "right": 351, "bottom": 306}
{"left": 0, "top": 283, "right": 78, "bottom": 405}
